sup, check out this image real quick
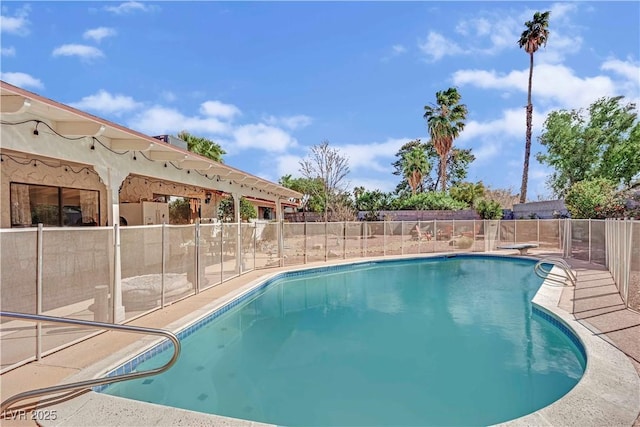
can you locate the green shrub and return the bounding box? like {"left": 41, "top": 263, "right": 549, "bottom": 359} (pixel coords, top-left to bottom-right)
{"left": 395, "top": 191, "right": 467, "bottom": 210}
{"left": 475, "top": 199, "right": 503, "bottom": 219}
{"left": 565, "top": 178, "right": 624, "bottom": 219}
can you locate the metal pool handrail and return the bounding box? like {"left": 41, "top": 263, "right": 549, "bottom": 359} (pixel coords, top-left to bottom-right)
{"left": 0, "top": 311, "right": 181, "bottom": 413}
{"left": 534, "top": 256, "right": 577, "bottom": 287}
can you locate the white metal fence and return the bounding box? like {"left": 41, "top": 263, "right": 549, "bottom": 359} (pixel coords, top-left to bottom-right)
{"left": 1, "top": 219, "right": 638, "bottom": 372}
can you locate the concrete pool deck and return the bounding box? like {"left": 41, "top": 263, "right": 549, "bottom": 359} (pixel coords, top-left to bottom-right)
{"left": 1, "top": 252, "right": 639, "bottom": 426}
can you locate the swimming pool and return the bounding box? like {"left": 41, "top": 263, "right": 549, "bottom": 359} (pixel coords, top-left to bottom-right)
{"left": 102, "top": 255, "right": 586, "bottom": 426}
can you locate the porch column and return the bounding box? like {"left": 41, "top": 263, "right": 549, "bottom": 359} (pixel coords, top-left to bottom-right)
{"left": 95, "top": 166, "right": 128, "bottom": 323}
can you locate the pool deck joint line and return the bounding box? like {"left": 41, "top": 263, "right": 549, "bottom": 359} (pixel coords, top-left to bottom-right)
{"left": 4, "top": 253, "right": 640, "bottom": 427}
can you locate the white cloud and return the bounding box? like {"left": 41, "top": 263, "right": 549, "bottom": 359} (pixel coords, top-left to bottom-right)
{"left": 392, "top": 44, "right": 407, "bottom": 54}
{"left": 104, "top": 1, "right": 155, "bottom": 15}
{"left": 127, "top": 102, "right": 304, "bottom": 155}
{"left": 1, "top": 46, "right": 16, "bottom": 56}
{"left": 161, "top": 91, "right": 176, "bottom": 102}
{"left": 336, "top": 138, "right": 410, "bottom": 173}
{"left": 69, "top": 90, "right": 143, "bottom": 115}
{"left": 421, "top": 4, "right": 581, "bottom": 62}
{"left": 601, "top": 58, "right": 640, "bottom": 82}
{"left": 536, "top": 33, "right": 582, "bottom": 64}
{"left": 0, "top": 72, "right": 43, "bottom": 89}
{"left": 451, "top": 13, "right": 523, "bottom": 57}
{"left": 0, "top": 5, "right": 30, "bottom": 35}
{"left": 382, "top": 44, "right": 408, "bottom": 62}
{"left": 129, "top": 106, "right": 231, "bottom": 136}
{"left": 458, "top": 108, "right": 525, "bottom": 144}
{"left": 548, "top": 2, "right": 578, "bottom": 20}
{"left": 83, "top": 27, "right": 117, "bottom": 43}
{"left": 264, "top": 115, "right": 312, "bottom": 130}
{"left": 273, "top": 154, "right": 304, "bottom": 180}
{"left": 52, "top": 44, "right": 104, "bottom": 60}
{"left": 417, "top": 31, "right": 466, "bottom": 62}
{"left": 200, "top": 100, "right": 241, "bottom": 120}
{"left": 233, "top": 124, "right": 297, "bottom": 152}
{"left": 456, "top": 17, "right": 491, "bottom": 37}
{"left": 453, "top": 63, "right": 619, "bottom": 109}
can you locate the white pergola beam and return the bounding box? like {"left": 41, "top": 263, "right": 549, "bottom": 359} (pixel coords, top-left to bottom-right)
{"left": 56, "top": 121, "right": 106, "bottom": 137}
{"left": 180, "top": 159, "right": 212, "bottom": 170}
{"left": 110, "top": 139, "right": 153, "bottom": 151}
{"left": 0, "top": 96, "right": 31, "bottom": 114}
{"left": 147, "top": 150, "right": 188, "bottom": 161}
{"left": 209, "top": 167, "right": 233, "bottom": 177}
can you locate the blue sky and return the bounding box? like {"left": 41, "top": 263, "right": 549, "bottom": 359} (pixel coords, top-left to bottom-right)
{"left": 1, "top": 1, "right": 639, "bottom": 201}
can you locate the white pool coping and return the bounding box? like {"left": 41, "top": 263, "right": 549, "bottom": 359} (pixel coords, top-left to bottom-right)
{"left": 43, "top": 254, "right": 640, "bottom": 426}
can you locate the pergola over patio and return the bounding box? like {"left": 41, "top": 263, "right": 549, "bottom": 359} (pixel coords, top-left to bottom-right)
{"left": 0, "top": 80, "right": 301, "bottom": 228}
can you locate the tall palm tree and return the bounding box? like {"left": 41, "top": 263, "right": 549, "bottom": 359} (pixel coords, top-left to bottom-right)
{"left": 403, "top": 147, "right": 430, "bottom": 195}
{"left": 177, "top": 130, "right": 226, "bottom": 163}
{"left": 518, "top": 10, "right": 550, "bottom": 203}
{"left": 423, "top": 88, "right": 467, "bottom": 192}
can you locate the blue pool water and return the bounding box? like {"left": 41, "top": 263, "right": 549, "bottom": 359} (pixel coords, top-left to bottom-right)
{"left": 103, "top": 256, "right": 586, "bottom": 426}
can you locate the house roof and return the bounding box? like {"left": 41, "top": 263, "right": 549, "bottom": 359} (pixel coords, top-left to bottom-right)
{"left": 0, "top": 81, "right": 302, "bottom": 202}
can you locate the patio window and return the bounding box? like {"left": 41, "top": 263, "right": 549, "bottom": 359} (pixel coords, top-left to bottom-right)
{"left": 10, "top": 183, "right": 100, "bottom": 227}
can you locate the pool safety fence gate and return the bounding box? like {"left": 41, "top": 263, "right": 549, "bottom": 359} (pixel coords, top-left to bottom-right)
{"left": 1, "top": 218, "right": 638, "bottom": 373}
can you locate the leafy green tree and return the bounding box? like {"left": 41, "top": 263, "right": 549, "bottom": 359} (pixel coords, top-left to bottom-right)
{"left": 403, "top": 147, "right": 430, "bottom": 195}
{"left": 355, "top": 189, "right": 395, "bottom": 220}
{"left": 423, "top": 87, "right": 468, "bottom": 192}
{"left": 564, "top": 178, "right": 625, "bottom": 219}
{"left": 518, "top": 10, "right": 550, "bottom": 203}
{"left": 279, "top": 175, "right": 325, "bottom": 213}
{"left": 169, "top": 198, "right": 191, "bottom": 224}
{"left": 437, "top": 147, "right": 475, "bottom": 191}
{"left": 178, "top": 130, "right": 226, "bottom": 162}
{"left": 392, "top": 140, "right": 429, "bottom": 195}
{"left": 475, "top": 199, "right": 504, "bottom": 219}
{"left": 217, "top": 196, "right": 257, "bottom": 222}
{"left": 537, "top": 96, "right": 640, "bottom": 197}
{"left": 394, "top": 192, "right": 467, "bottom": 211}
{"left": 450, "top": 181, "right": 485, "bottom": 208}
{"left": 392, "top": 140, "right": 474, "bottom": 194}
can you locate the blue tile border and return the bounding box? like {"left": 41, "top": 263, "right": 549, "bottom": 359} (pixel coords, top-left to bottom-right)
{"left": 532, "top": 305, "right": 587, "bottom": 365}
{"left": 95, "top": 254, "right": 541, "bottom": 392}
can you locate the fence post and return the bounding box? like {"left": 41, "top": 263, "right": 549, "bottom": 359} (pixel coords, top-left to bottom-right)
{"left": 604, "top": 219, "right": 609, "bottom": 269}
{"left": 219, "top": 224, "right": 224, "bottom": 283}
{"left": 383, "top": 221, "right": 387, "bottom": 256}
{"left": 112, "top": 223, "right": 124, "bottom": 323}
{"left": 36, "top": 224, "right": 43, "bottom": 361}
{"left": 343, "top": 222, "right": 347, "bottom": 259}
{"left": 588, "top": 219, "right": 592, "bottom": 263}
{"left": 161, "top": 223, "right": 166, "bottom": 308}
{"left": 304, "top": 222, "right": 308, "bottom": 264}
{"left": 433, "top": 219, "right": 437, "bottom": 252}
{"left": 558, "top": 219, "right": 561, "bottom": 250}
{"left": 624, "top": 220, "right": 632, "bottom": 308}
{"left": 363, "top": 222, "right": 368, "bottom": 257}
{"left": 361, "top": 222, "right": 364, "bottom": 258}
{"left": 279, "top": 220, "right": 284, "bottom": 268}
{"left": 195, "top": 221, "right": 200, "bottom": 292}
